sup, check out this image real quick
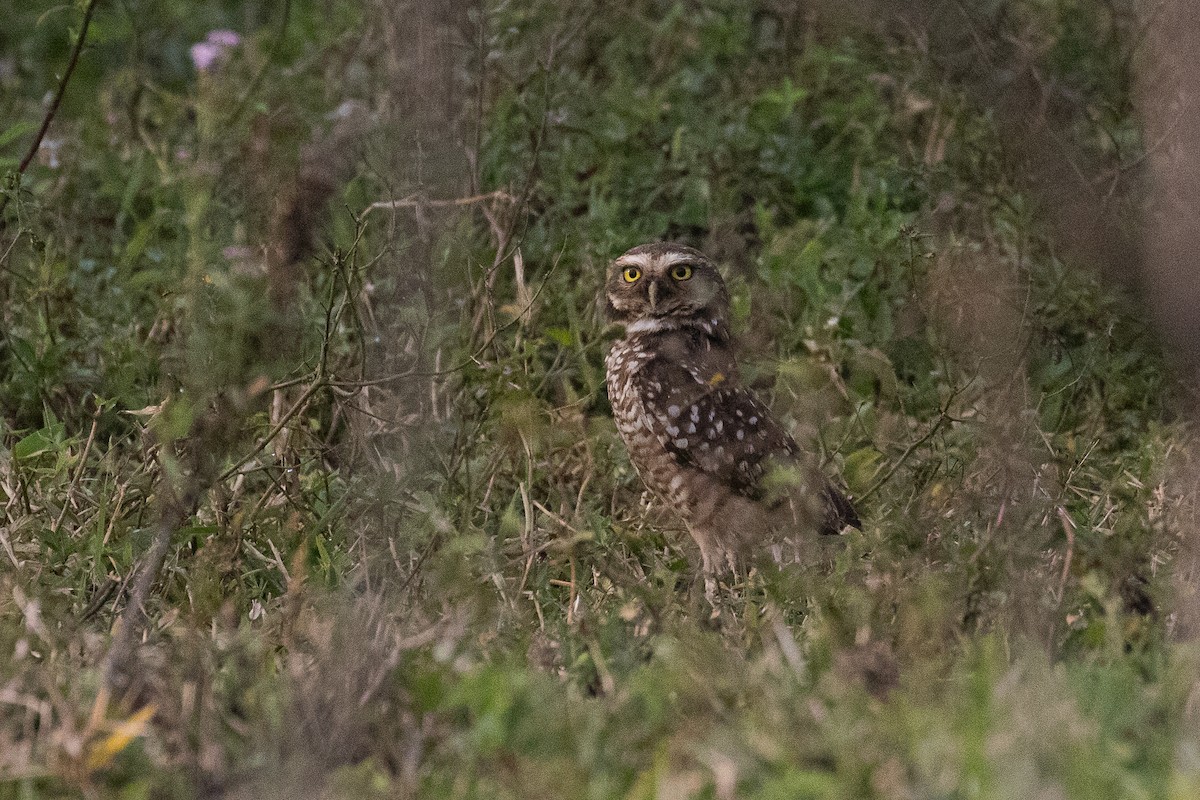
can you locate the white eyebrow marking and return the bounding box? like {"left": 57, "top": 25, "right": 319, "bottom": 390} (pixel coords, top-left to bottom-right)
{"left": 613, "top": 252, "right": 653, "bottom": 270}
{"left": 659, "top": 251, "right": 698, "bottom": 267}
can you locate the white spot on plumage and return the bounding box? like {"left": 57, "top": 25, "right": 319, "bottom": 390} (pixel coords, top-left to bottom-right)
{"left": 668, "top": 405, "right": 681, "bottom": 418}
{"left": 674, "top": 438, "right": 689, "bottom": 448}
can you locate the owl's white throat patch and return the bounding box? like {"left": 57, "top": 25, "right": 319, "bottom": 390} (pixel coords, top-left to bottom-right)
{"left": 624, "top": 317, "right": 679, "bottom": 335}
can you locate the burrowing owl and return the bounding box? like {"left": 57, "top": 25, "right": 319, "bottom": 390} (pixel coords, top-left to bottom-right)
{"left": 604, "top": 242, "right": 859, "bottom": 587}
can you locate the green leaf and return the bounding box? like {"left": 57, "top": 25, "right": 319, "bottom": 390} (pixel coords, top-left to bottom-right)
{"left": 843, "top": 446, "right": 884, "bottom": 493}
{"left": 14, "top": 428, "right": 58, "bottom": 460}
{"left": 544, "top": 326, "right": 574, "bottom": 347}
{"left": 755, "top": 769, "right": 840, "bottom": 800}
{"left": 0, "top": 120, "right": 36, "bottom": 151}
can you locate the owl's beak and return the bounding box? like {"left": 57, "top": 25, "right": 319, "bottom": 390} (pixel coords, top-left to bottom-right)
{"left": 647, "top": 280, "right": 659, "bottom": 311}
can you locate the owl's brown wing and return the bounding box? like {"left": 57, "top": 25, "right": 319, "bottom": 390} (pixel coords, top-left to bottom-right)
{"left": 819, "top": 478, "right": 860, "bottom": 534}
{"left": 636, "top": 351, "right": 861, "bottom": 533}
{"left": 634, "top": 354, "right": 797, "bottom": 500}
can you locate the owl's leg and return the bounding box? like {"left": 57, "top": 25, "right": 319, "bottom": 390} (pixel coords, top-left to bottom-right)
{"left": 693, "top": 532, "right": 717, "bottom": 599}
{"left": 688, "top": 527, "right": 725, "bottom": 606}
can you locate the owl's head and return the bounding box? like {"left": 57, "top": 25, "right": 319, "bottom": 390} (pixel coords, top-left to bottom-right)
{"left": 604, "top": 242, "right": 730, "bottom": 331}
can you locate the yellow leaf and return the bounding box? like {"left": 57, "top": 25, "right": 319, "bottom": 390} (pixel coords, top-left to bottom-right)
{"left": 86, "top": 704, "right": 156, "bottom": 770}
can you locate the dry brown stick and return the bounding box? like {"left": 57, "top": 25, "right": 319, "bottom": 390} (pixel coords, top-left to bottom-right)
{"left": 1055, "top": 506, "right": 1077, "bottom": 603}
{"left": 362, "top": 190, "right": 516, "bottom": 218}
{"left": 99, "top": 461, "right": 205, "bottom": 692}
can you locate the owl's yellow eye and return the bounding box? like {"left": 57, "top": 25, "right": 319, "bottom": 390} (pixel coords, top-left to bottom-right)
{"left": 670, "top": 264, "right": 694, "bottom": 281}
{"left": 622, "top": 267, "right": 642, "bottom": 283}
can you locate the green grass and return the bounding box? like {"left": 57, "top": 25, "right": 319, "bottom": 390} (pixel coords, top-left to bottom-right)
{"left": 0, "top": 1, "right": 1190, "bottom": 797}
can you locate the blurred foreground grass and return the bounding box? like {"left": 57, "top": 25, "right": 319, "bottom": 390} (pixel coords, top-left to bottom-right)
{"left": 0, "top": 1, "right": 1195, "bottom": 798}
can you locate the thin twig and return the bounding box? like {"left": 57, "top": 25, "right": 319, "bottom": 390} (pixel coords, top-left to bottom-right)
{"left": 100, "top": 465, "right": 204, "bottom": 691}
{"left": 858, "top": 380, "right": 973, "bottom": 503}
{"left": 326, "top": 248, "right": 564, "bottom": 389}
{"left": 218, "top": 377, "right": 326, "bottom": 481}
{"left": 18, "top": 0, "right": 100, "bottom": 174}
{"left": 0, "top": 0, "right": 101, "bottom": 220}
{"left": 51, "top": 408, "right": 101, "bottom": 535}
{"left": 220, "top": 0, "right": 293, "bottom": 129}
{"left": 1055, "top": 506, "right": 1076, "bottom": 603}
{"left": 362, "top": 190, "right": 516, "bottom": 218}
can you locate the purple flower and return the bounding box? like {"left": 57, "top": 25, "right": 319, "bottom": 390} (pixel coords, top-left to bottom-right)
{"left": 190, "top": 42, "right": 221, "bottom": 72}
{"left": 190, "top": 29, "right": 241, "bottom": 73}
{"left": 206, "top": 29, "right": 241, "bottom": 48}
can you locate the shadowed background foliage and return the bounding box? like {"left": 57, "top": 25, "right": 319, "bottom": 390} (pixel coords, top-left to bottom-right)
{"left": 1, "top": 0, "right": 1198, "bottom": 797}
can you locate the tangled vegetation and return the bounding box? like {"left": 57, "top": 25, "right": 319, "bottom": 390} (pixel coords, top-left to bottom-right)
{"left": 1, "top": 1, "right": 1194, "bottom": 797}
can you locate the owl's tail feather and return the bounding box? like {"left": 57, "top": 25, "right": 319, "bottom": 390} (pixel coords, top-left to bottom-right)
{"left": 820, "top": 480, "right": 861, "bottom": 535}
